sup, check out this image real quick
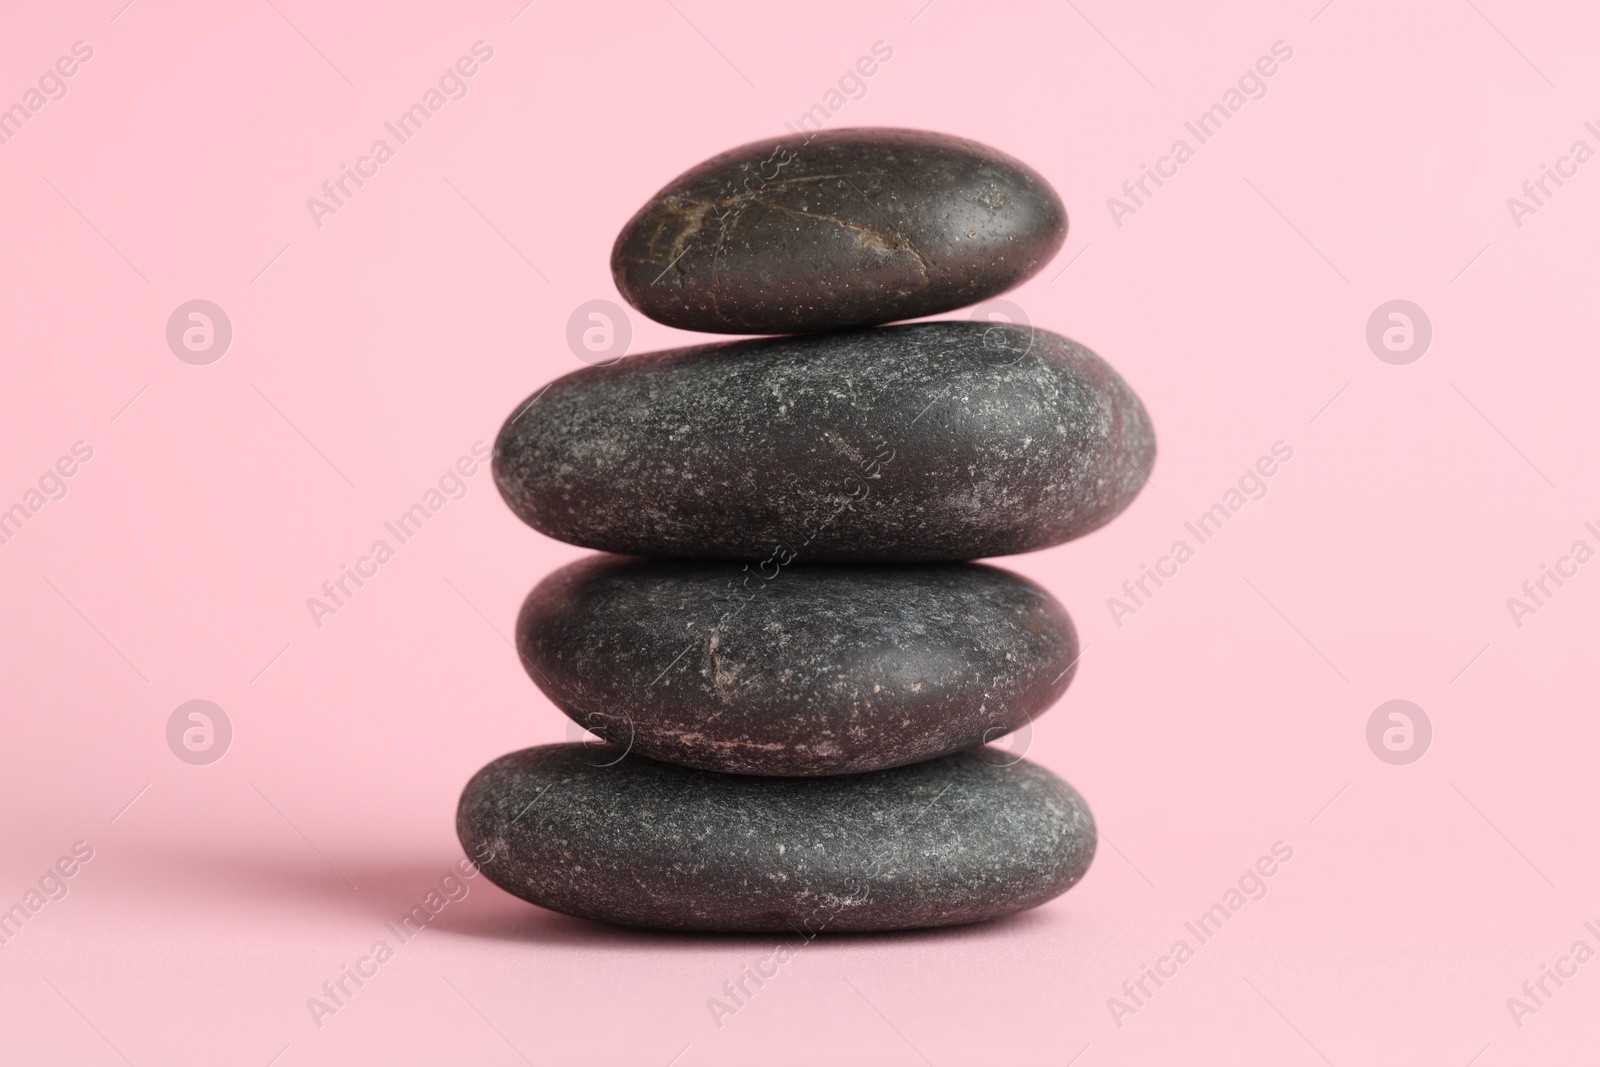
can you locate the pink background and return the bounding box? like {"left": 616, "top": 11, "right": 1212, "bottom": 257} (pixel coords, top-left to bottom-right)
{"left": 2, "top": 0, "right": 1596, "bottom": 1063}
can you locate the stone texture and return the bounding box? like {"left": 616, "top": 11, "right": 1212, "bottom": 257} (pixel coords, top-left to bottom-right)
{"left": 611, "top": 128, "right": 1066, "bottom": 334}
{"left": 493, "top": 321, "right": 1155, "bottom": 562}
{"left": 456, "top": 744, "right": 1095, "bottom": 933}
{"left": 517, "top": 556, "right": 1078, "bottom": 776}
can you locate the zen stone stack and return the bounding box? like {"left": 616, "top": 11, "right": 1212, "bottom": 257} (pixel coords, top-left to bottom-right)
{"left": 458, "top": 129, "right": 1155, "bottom": 933}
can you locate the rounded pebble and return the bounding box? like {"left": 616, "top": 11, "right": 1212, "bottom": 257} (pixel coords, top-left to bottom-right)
{"left": 457, "top": 744, "right": 1096, "bottom": 933}
{"left": 518, "top": 555, "right": 1079, "bottom": 775}
{"left": 611, "top": 128, "right": 1067, "bottom": 334}
{"left": 493, "top": 321, "right": 1155, "bottom": 562}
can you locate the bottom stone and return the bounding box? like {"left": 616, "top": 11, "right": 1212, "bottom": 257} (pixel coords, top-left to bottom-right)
{"left": 456, "top": 743, "right": 1096, "bottom": 933}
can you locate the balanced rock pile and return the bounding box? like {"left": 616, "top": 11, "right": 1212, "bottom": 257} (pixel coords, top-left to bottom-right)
{"left": 457, "top": 129, "right": 1155, "bottom": 933}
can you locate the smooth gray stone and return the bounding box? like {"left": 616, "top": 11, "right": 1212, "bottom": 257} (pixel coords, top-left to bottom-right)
{"left": 611, "top": 128, "right": 1067, "bottom": 334}
{"left": 456, "top": 744, "right": 1096, "bottom": 933}
{"left": 517, "top": 556, "right": 1078, "bottom": 776}
{"left": 493, "top": 321, "right": 1155, "bottom": 563}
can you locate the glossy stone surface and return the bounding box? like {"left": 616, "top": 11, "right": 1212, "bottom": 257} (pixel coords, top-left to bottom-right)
{"left": 517, "top": 556, "right": 1078, "bottom": 776}
{"left": 611, "top": 128, "right": 1067, "bottom": 334}
{"left": 456, "top": 744, "right": 1096, "bottom": 933}
{"left": 493, "top": 321, "right": 1155, "bottom": 562}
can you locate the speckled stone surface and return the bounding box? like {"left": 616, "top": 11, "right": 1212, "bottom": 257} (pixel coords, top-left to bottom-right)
{"left": 611, "top": 129, "right": 1066, "bottom": 334}
{"left": 493, "top": 321, "right": 1155, "bottom": 563}
{"left": 517, "top": 556, "right": 1078, "bottom": 775}
{"left": 456, "top": 744, "right": 1095, "bottom": 932}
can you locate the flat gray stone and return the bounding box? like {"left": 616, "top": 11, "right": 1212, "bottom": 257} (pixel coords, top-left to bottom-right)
{"left": 456, "top": 744, "right": 1096, "bottom": 933}
{"left": 517, "top": 556, "right": 1078, "bottom": 776}
{"left": 611, "top": 128, "right": 1067, "bottom": 334}
{"left": 493, "top": 321, "right": 1155, "bottom": 562}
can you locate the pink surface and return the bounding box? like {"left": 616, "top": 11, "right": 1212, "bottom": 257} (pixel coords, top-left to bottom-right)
{"left": 1, "top": 0, "right": 1596, "bottom": 1063}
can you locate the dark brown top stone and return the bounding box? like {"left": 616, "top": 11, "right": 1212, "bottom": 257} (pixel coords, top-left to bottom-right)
{"left": 611, "top": 129, "right": 1067, "bottom": 334}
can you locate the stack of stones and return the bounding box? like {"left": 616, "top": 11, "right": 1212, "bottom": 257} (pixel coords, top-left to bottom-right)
{"left": 457, "top": 129, "right": 1155, "bottom": 933}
